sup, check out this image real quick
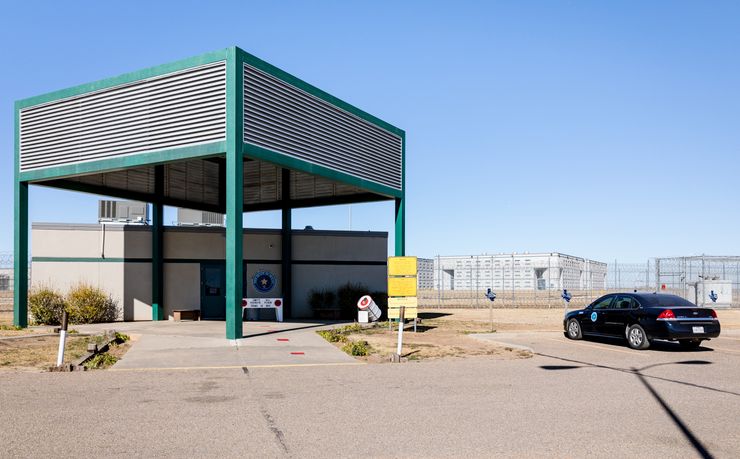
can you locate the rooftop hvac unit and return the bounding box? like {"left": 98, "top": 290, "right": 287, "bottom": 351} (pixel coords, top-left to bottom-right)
{"left": 98, "top": 200, "right": 148, "bottom": 224}
{"left": 177, "top": 208, "right": 225, "bottom": 227}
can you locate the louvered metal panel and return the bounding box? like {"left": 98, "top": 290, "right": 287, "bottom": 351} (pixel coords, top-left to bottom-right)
{"left": 243, "top": 64, "right": 402, "bottom": 191}
{"left": 19, "top": 62, "right": 226, "bottom": 172}
{"left": 166, "top": 160, "right": 220, "bottom": 206}
{"left": 71, "top": 167, "right": 155, "bottom": 195}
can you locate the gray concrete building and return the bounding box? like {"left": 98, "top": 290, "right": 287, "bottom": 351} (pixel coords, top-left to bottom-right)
{"left": 417, "top": 258, "right": 434, "bottom": 290}
{"left": 432, "top": 253, "right": 607, "bottom": 291}
{"left": 31, "top": 223, "right": 387, "bottom": 320}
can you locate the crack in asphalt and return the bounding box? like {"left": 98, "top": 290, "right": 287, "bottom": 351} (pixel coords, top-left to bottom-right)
{"left": 243, "top": 366, "right": 291, "bottom": 457}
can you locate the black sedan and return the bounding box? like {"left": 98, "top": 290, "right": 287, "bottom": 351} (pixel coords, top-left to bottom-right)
{"left": 564, "top": 293, "right": 720, "bottom": 350}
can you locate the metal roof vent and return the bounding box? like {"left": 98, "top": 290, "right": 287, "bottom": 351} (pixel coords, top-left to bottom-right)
{"left": 176, "top": 208, "right": 225, "bottom": 227}
{"left": 98, "top": 200, "right": 148, "bottom": 225}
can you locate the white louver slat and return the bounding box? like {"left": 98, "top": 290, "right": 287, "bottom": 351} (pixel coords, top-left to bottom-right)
{"left": 19, "top": 62, "right": 227, "bottom": 172}
{"left": 243, "top": 64, "right": 403, "bottom": 191}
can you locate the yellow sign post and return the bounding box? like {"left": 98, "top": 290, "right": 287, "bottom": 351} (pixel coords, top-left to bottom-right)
{"left": 387, "top": 256, "right": 418, "bottom": 332}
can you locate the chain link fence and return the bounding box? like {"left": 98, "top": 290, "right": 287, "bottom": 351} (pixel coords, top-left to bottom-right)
{"left": 654, "top": 256, "right": 740, "bottom": 307}
{"left": 420, "top": 257, "right": 740, "bottom": 308}
{"left": 0, "top": 252, "right": 16, "bottom": 320}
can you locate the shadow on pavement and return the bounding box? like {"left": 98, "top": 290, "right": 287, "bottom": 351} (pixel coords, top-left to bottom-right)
{"left": 242, "top": 322, "right": 347, "bottom": 339}
{"left": 580, "top": 335, "right": 716, "bottom": 353}
{"left": 418, "top": 312, "right": 452, "bottom": 320}
{"left": 538, "top": 354, "right": 729, "bottom": 459}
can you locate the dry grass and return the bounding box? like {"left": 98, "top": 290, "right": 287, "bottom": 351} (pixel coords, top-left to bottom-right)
{"left": 0, "top": 325, "right": 57, "bottom": 338}
{"left": 0, "top": 335, "right": 91, "bottom": 371}
{"left": 322, "top": 312, "right": 535, "bottom": 362}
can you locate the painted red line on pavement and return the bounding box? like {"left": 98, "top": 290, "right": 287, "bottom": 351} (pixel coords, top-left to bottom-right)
{"left": 290, "top": 352, "right": 305, "bottom": 355}
{"left": 277, "top": 338, "right": 290, "bottom": 342}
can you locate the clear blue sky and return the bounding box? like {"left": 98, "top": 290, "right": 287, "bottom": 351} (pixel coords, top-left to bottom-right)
{"left": 1, "top": 1, "right": 739, "bottom": 262}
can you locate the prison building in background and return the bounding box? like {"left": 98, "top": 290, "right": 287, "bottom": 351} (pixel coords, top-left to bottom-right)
{"left": 417, "top": 258, "right": 434, "bottom": 289}
{"left": 431, "top": 253, "right": 607, "bottom": 291}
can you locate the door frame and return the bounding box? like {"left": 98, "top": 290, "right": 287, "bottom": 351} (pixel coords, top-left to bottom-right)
{"left": 200, "top": 261, "right": 226, "bottom": 320}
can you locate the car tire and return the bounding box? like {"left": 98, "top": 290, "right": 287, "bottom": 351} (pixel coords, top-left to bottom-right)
{"left": 679, "top": 339, "right": 702, "bottom": 350}
{"left": 626, "top": 324, "right": 650, "bottom": 350}
{"left": 566, "top": 318, "right": 582, "bottom": 340}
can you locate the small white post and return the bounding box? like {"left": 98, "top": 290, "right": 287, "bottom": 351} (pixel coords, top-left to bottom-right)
{"left": 56, "top": 311, "right": 69, "bottom": 367}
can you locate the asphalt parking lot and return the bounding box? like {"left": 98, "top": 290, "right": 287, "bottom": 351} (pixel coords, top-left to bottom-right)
{"left": 1, "top": 329, "right": 738, "bottom": 458}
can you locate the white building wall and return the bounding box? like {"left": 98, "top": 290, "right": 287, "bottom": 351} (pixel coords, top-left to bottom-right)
{"left": 417, "top": 258, "right": 434, "bottom": 289}
{"left": 31, "top": 224, "right": 387, "bottom": 321}
{"left": 432, "top": 253, "right": 607, "bottom": 291}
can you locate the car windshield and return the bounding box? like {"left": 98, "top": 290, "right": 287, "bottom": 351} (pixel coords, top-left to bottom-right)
{"left": 638, "top": 295, "right": 696, "bottom": 307}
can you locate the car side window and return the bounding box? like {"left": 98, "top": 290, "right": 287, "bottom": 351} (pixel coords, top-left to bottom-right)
{"left": 591, "top": 296, "right": 614, "bottom": 310}
{"left": 615, "top": 296, "right": 635, "bottom": 309}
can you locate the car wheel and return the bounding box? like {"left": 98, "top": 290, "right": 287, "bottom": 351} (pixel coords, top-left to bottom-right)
{"left": 627, "top": 324, "right": 650, "bottom": 350}
{"left": 679, "top": 339, "right": 702, "bottom": 350}
{"left": 566, "top": 318, "right": 582, "bottom": 340}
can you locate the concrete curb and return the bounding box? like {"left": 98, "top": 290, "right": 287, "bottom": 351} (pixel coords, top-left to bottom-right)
{"left": 469, "top": 333, "right": 535, "bottom": 353}
{"left": 69, "top": 330, "right": 120, "bottom": 371}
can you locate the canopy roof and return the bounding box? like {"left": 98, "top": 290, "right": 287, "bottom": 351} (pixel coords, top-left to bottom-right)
{"left": 15, "top": 47, "right": 405, "bottom": 210}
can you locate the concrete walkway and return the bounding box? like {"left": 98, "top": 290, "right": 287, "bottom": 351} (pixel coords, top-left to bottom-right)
{"left": 71, "top": 320, "right": 360, "bottom": 370}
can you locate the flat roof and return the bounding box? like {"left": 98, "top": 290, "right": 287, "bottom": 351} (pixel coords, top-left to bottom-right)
{"left": 31, "top": 222, "right": 387, "bottom": 238}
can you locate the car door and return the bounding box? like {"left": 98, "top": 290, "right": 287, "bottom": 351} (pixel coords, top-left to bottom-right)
{"left": 583, "top": 295, "right": 614, "bottom": 334}
{"left": 601, "top": 295, "right": 634, "bottom": 336}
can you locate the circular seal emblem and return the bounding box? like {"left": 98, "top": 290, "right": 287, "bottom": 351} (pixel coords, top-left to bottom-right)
{"left": 590, "top": 311, "right": 598, "bottom": 322}
{"left": 252, "top": 271, "right": 277, "bottom": 293}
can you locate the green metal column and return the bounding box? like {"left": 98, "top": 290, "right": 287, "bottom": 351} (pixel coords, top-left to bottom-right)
{"left": 281, "top": 168, "right": 292, "bottom": 319}
{"left": 395, "top": 197, "right": 405, "bottom": 256}
{"left": 151, "top": 165, "right": 164, "bottom": 321}
{"left": 225, "top": 47, "right": 244, "bottom": 340}
{"left": 13, "top": 181, "right": 28, "bottom": 328}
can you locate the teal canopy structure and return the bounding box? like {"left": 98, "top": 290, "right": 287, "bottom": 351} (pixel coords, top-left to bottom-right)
{"left": 14, "top": 47, "right": 405, "bottom": 339}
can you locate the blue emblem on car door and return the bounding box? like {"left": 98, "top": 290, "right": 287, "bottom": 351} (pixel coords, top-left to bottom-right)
{"left": 590, "top": 311, "right": 598, "bottom": 322}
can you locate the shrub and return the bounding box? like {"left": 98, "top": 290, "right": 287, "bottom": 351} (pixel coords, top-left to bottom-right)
{"left": 84, "top": 353, "right": 118, "bottom": 369}
{"left": 336, "top": 282, "right": 369, "bottom": 319}
{"left": 66, "top": 284, "right": 119, "bottom": 324}
{"left": 114, "top": 332, "right": 130, "bottom": 343}
{"left": 341, "top": 340, "right": 370, "bottom": 356}
{"left": 338, "top": 323, "right": 363, "bottom": 334}
{"left": 317, "top": 329, "right": 347, "bottom": 343}
{"left": 29, "top": 286, "right": 66, "bottom": 325}
{"left": 308, "top": 289, "right": 336, "bottom": 310}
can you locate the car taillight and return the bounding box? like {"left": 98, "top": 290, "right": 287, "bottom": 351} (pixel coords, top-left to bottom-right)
{"left": 709, "top": 309, "right": 717, "bottom": 319}
{"left": 657, "top": 309, "right": 676, "bottom": 320}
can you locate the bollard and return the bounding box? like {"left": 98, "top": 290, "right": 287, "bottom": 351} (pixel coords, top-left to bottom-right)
{"left": 394, "top": 306, "right": 405, "bottom": 362}
{"left": 56, "top": 311, "right": 69, "bottom": 367}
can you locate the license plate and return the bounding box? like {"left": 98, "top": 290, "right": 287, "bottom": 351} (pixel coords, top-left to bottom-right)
{"left": 692, "top": 326, "right": 704, "bottom": 334}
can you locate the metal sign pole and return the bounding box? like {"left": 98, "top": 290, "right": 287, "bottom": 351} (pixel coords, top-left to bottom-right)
{"left": 561, "top": 289, "right": 572, "bottom": 318}
{"left": 485, "top": 288, "right": 496, "bottom": 332}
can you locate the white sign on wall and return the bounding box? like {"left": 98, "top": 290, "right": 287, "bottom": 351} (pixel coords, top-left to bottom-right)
{"left": 242, "top": 298, "right": 283, "bottom": 321}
